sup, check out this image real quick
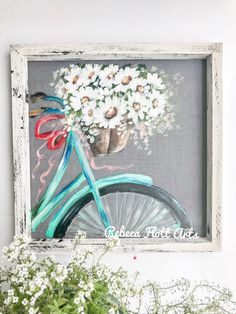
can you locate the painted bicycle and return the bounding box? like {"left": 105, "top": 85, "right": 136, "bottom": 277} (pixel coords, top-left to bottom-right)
{"left": 30, "top": 93, "right": 192, "bottom": 239}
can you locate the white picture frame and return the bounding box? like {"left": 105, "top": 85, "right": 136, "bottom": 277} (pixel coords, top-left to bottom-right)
{"left": 11, "top": 43, "right": 222, "bottom": 253}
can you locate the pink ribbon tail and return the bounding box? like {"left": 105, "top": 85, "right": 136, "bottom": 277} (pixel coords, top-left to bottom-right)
{"left": 36, "top": 151, "right": 60, "bottom": 202}
{"left": 32, "top": 142, "right": 47, "bottom": 180}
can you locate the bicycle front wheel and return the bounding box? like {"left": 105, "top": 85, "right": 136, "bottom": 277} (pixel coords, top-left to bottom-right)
{"left": 53, "top": 183, "right": 192, "bottom": 238}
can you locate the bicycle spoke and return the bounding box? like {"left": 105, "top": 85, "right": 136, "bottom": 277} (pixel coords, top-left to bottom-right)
{"left": 64, "top": 191, "right": 186, "bottom": 239}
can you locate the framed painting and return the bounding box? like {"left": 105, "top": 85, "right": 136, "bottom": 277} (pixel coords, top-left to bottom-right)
{"left": 11, "top": 43, "right": 222, "bottom": 252}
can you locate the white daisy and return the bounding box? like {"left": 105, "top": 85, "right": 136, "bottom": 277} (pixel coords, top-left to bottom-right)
{"left": 64, "top": 66, "right": 84, "bottom": 91}
{"left": 81, "top": 100, "right": 97, "bottom": 126}
{"left": 97, "top": 87, "right": 112, "bottom": 98}
{"left": 69, "top": 96, "right": 82, "bottom": 112}
{"left": 95, "top": 96, "right": 127, "bottom": 129}
{"left": 81, "top": 64, "right": 102, "bottom": 86}
{"left": 130, "top": 77, "right": 149, "bottom": 93}
{"left": 147, "top": 73, "right": 166, "bottom": 90}
{"left": 55, "top": 79, "right": 69, "bottom": 99}
{"left": 147, "top": 91, "right": 166, "bottom": 118}
{"left": 127, "top": 93, "right": 148, "bottom": 124}
{"left": 98, "top": 64, "right": 119, "bottom": 88}
{"left": 70, "top": 87, "right": 101, "bottom": 108}
{"left": 53, "top": 66, "right": 69, "bottom": 81}
{"left": 113, "top": 66, "right": 140, "bottom": 92}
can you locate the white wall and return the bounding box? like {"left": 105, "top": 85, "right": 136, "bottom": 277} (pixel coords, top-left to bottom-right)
{"left": 1, "top": 0, "right": 236, "bottom": 295}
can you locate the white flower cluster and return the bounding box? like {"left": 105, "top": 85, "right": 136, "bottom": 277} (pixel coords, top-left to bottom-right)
{"left": 75, "top": 230, "right": 86, "bottom": 245}
{"left": 3, "top": 234, "right": 31, "bottom": 262}
{"left": 51, "top": 264, "right": 68, "bottom": 283}
{"left": 92, "top": 264, "right": 141, "bottom": 313}
{"left": 2, "top": 233, "right": 232, "bottom": 314}
{"left": 73, "top": 279, "right": 94, "bottom": 313}
{"left": 105, "top": 236, "right": 120, "bottom": 251}
{"left": 53, "top": 63, "right": 176, "bottom": 149}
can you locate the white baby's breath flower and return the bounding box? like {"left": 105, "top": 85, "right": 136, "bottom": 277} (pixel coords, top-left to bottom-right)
{"left": 106, "top": 236, "right": 120, "bottom": 250}
{"left": 30, "top": 296, "right": 36, "bottom": 306}
{"left": 74, "top": 297, "right": 80, "bottom": 305}
{"left": 108, "top": 308, "right": 117, "bottom": 314}
{"left": 8, "top": 289, "right": 14, "bottom": 296}
{"left": 4, "top": 297, "right": 12, "bottom": 306}
{"left": 75, "top": 230, "right": 86, "bottom": 244}
{"left": 12, "top": 296, "right": 19, "bottom": 303}
{"left": 22, "top": 298, "right": 28, "bottom": 306}
{"left": 28, "top": 307, "right": 38, "bottom": 314}
{"left": 2, "top": 246, "right": 8, "bottom": 254}
{"left": 77, "top": 305, "right": 85, "bottom": 313}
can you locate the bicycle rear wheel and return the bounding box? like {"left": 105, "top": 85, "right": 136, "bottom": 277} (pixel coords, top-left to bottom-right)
{"left": 53, "top": 183, "right": 192, "bottom": 238}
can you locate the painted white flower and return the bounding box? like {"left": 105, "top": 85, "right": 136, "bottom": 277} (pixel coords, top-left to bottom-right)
{"left": 147, "top": 73, "right": 165, "bottom": 90}
{"left": 127, "top": 93, "right": 148, "bottom": 124}
{"left": 64, "top": 66, "right": 84, "bottom": 89}
{"left": 130, "top": 77, "right": 148, "bottom": 93}
{"left": 52, "top": 63, "right": 175, "bottom": 151}
{"left": 69, "top": 96, "right": 82, "bottom": 112}
{"left": 79, "top": 86, "right": 102, "bottom": 102}
{"left": 98, "top": 64, "right": 119, "bottom": 88}
{"left": 114, "top": 67, "right": 140, "bottom": 92}
{"left": 147, "top": 91, "right": 166, "bottom": 118}
{"left": 55, "top": 79, "right": 69, "bottom": 99}
{"left": 86, "top": 127, "right": 100, "bottom": 144}
{"left": 81, "top": 100, "right": 97, "bottom": 126}
{"left": 81, "top": 64, "right": 102, "bottom": 86}
{"left": 53, "top": 66, "right": 69, "bottom": 80}
{"left": 95, "top": 96, "right": 127, "bottom": 129}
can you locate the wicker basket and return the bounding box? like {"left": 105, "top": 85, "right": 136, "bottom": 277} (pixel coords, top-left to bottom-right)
{"left": 90, "top": 128, "right": 131, "bottom": 157}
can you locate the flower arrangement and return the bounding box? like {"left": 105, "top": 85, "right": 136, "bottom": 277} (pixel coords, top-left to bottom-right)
{"left": 52, "top": 64, "right": 175, "bottom": 155}
{"left": 1, "top": 234, "right": 236, "bottom": 314}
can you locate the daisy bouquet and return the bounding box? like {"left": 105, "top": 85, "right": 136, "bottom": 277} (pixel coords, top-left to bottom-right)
{"left": 52, "top": 63, "right": 175, "bottom": 156}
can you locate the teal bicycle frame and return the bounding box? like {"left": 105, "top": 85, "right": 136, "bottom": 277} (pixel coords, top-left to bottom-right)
{"left": 31, "top": 96, "right": 153, "bottom": 238}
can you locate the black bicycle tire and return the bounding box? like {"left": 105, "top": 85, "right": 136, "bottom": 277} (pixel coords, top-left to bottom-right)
{"left": 53, "top": 183, "right": 192, "bottom": 238}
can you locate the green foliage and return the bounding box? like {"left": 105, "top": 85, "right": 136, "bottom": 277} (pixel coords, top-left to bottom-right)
{"left": 0, "top": 234, "right": 235, "bottom": 314}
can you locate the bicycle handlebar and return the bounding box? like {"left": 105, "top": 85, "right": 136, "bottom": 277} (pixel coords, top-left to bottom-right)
{"left": 29, "top": 93, "right": 65, "bottom": 117}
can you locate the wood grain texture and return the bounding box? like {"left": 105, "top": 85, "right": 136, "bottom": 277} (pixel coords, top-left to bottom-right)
{"left": 10, "top": 43, "right": 222, "bottom": 253}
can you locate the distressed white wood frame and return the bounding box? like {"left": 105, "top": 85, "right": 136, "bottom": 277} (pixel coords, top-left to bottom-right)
{"left": 11, "top": 43, "right": 222, "bottom": 253}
